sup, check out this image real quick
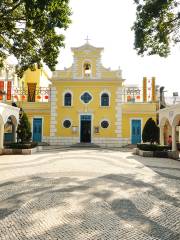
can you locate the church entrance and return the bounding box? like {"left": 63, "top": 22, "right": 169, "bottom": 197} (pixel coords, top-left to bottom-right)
{"left": 80, "top": 115, "right": 91, "bottom": 143}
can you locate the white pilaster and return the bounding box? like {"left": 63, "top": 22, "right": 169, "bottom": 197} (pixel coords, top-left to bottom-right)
{"left": 115, "top": 87, "right": 123, "bottom": 140}
{"left": 0, "top": 123, "right": 4, "bottom": 149}
{"left": 50, "top": 87, "right": 57, "bottom": 138}
{"left": 172, "top": 125, "right": 177, "bottom": 151}
{"left": 160, "top": 125, "right": 164, "bottom": 145}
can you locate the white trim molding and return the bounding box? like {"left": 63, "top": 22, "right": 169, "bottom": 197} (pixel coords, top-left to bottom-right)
{"left": 115, "top": 87, "right": 123, "bottom": 138}
{"left": 50, "top": 87, "right": 57, "bottom": 137}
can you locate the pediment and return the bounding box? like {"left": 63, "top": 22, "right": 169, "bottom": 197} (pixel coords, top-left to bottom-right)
{"left": 71, "top": 43, "right": 103, "bottom": 53}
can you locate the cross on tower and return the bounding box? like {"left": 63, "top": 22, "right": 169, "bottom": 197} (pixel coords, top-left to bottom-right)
{"left": 85, "top": 35, "right": 91, "bottom": 43}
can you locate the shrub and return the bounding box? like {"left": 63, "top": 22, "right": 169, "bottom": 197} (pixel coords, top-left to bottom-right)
{"left": 17, "top": 111, "right": 32, "bottom": 143}
{"left": 137, "top": 143, "right": 170, "bottom": 151}
{"left": 5, "top": 142, "right": 37, "bottom": 149}
{"left": 142, "top": 118, "right": 159, "bottom": 144}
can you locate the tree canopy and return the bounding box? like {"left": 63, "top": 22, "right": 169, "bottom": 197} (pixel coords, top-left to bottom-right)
{"left": 133, "top": 0, "right": 180, "bottom": 57}
{"left": 0, "top": 0, "right": 71, "bottom": 77}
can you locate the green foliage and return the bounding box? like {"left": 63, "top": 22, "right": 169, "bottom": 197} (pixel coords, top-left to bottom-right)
{"left": 17, "top": 111, "right": 32, "bottom": 143}
{"left": 0, "top": 0, "right": 71, "bottom": 77}
{"left": 133, "top": 0, "right": 180, "bottom": 57}
{"left": 137, "top": 143, "right": 170, "bottom": 151}
{"left": 5, "top": 142, "right": 37, "bottom": 149}
{"left": 142, "top": 118, "right": 159, "bottom": 143}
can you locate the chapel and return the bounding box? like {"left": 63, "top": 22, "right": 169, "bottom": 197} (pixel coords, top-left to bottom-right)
{"left": 0, "top": 41, "right": 157, "bottom": 147}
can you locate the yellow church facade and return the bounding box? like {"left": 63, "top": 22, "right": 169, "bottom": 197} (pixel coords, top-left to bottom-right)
{"left": 1, "top": 42, "right": 157, "bottom": 147}
{"left": 45, "top": 42, "right": 157, "bottom": 147}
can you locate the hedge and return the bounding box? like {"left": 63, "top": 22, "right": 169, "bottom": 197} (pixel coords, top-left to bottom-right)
{"left": 5, "top": 142, "right": 38, "bottom": 149}
{"left": 137, "top": 143, "right": 170, "bottom": 151}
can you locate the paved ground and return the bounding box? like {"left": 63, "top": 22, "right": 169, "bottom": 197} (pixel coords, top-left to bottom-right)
{"left": 0, "top": 148, "right": 179, "bottom": 240}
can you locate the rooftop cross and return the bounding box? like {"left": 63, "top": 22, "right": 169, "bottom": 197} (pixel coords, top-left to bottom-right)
{"left": 85, "top": 35, "right": 91, "bottom": 44}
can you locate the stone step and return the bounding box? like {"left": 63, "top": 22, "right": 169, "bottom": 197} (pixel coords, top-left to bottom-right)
{"left": 70, "top": 143, "right": 101, "bottom": 148}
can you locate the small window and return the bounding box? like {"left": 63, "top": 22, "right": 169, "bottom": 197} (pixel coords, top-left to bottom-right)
{"left": 81, "top": 92, "right": 92, "bottom": 104}
{"left": 101, "top": 93, "right": 109, "bottom": 106}
{"left": 101, "top": 120, "right": 109, "bottom": 129}
{"left": 64, "top": 93, "right": 72, "bottom": 106}
{"left": 63, "top": 120, "right": 71, "bottom": 128}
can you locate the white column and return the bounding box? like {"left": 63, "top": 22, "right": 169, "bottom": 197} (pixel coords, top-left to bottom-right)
{"left": 0, "top": 123, "right": 4, "bottom": 149}
{"left": 172, "top": 125, "right": 177, "bottom": 151}
{"left": 160, "top": 125, "right": 164, "bottom": 145}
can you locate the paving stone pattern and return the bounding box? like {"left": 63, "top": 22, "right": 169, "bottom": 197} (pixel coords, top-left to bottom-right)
{"left": 0, "top": 148, "right": 179, "bottom": 239}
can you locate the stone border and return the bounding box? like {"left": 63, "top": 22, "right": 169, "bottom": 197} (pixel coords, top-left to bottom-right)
{"left": 0, "top": 146, "right": 42, "bottom": 155}
{"left": 133, "top": 148, "right": 179, "bottom": 160}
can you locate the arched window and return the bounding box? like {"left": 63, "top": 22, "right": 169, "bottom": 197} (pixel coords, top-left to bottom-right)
{"left": 64, "top": 93, "right": 72, "bottom": 106}
{"left": 84, "top": 63, "right": 91, "bottom": 77}
{"left": 101, "top": 93, "right": 109, "bottom": 106}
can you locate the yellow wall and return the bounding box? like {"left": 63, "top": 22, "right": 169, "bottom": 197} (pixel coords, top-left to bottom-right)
{"left": 21, "top": 67, "right": 50, "bottom": 88}
{"left": 21, "top": 102, "right": 51, "bottom": 137}
{"left": 122, "top": 103, "right": 157, "bottom": 139}
{"left": 27, "top": 114, "right": 50, "bottom": 137}
{"left": 53, "top": 81, "right": 120, "bottom": 138}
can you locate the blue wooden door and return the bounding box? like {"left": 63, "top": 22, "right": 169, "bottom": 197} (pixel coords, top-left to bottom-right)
{"left": 33, "top": 118, "right": 42, "bottom": 142}
{"left": 131, "top": 120, "right": 141, "bottom": 144}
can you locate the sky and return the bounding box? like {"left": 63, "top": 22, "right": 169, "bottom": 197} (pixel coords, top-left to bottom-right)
{"left": 56, "top": 0, "right": 180, "bottom": 97}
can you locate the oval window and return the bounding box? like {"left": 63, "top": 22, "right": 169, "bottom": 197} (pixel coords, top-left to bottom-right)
{"left": 63, "top": 120, "right": 71, "bottom": 128}
{"left": 101, "top": 120, "right": 109, "bottom": 129}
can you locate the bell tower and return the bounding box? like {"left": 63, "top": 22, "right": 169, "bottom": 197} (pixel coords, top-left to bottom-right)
{"left": 71, "top": 41, "right": 104, "bottom": 79}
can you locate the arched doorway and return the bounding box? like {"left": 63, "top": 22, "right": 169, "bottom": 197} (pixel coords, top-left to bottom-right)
{"left": 0, "top": 103, "right": 19, "bottom": 149}
{"left": 164, "top": 119, "right": 172, "bottom": 145}
{"left": 172, "top": 114, "right": 180, "bottom": 151}
{"left": 159, "top": 117, "right": 171, "bottom": 146}
{"left": 4, "top": 115, "right": 18, "bottom": 144}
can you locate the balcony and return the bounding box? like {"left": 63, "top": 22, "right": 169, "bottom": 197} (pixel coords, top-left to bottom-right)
{"left": 0, "top": 87, "right": 50, "bottom": 103}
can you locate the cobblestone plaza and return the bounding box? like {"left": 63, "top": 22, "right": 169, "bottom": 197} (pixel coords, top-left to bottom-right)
{"left": 0, "top": 148, "right": 179, "bottom": 239}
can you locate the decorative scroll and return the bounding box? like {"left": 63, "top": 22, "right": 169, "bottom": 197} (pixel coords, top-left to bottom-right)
{"left": 0, "top": 81, "right": 4, "bottom": 100}
{"left": 6, "top": 81, "right": 12, "bottom": 100}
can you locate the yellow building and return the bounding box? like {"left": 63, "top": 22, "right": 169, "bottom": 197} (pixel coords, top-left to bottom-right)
{"left": 1, "top": 42, "right": 157, "bottom": 147}
{"left": 47, "top": 42, "right": 157, "bottom": 147}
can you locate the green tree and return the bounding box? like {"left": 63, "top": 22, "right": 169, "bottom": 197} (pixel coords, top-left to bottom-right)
{"left": 0, "top": 0, "right": 71, "bottom": 77}
{"left": 133, "top": 0, "right": 180, "bottom": 57}
{"left": 17, "top": 110, "right": 32, "bottom": 142}
{"left": 142, "top": 118, "right": 159, "bottom": 143}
